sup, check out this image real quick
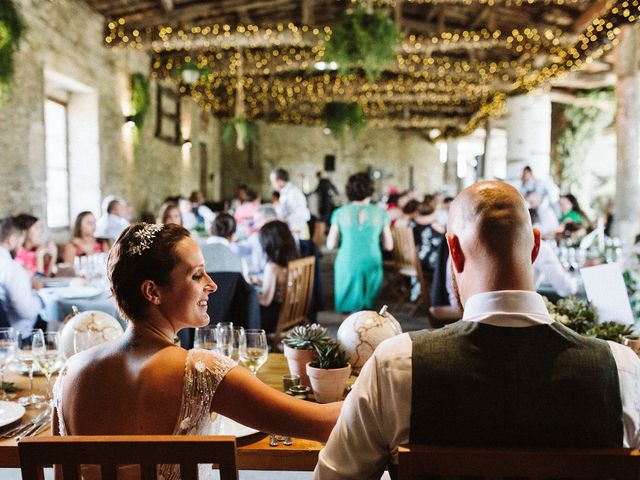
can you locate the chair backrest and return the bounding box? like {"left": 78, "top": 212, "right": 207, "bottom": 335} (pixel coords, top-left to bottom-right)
{"left": 391, "top": 227, "right": 418, "bottom": 272}
{"left": 397, "top": 445, "right": 640, "bottom": 480}
{"left": 272, "top": 256, "right": 315, "bottom": 349}
{"left": 0, "top": 297, "right": 10, "bottom": 329}
{"left": 19, "top": 435, "right": 238, "bottom": 480}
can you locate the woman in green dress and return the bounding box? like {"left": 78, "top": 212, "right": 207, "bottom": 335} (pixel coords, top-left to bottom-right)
{"left": 326, "top": 172, "right": 393, "bottom": 312}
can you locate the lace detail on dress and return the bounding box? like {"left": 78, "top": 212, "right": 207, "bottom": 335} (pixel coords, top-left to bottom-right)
{"left": 53, "top": 349, "right": 236, "bottom": 480}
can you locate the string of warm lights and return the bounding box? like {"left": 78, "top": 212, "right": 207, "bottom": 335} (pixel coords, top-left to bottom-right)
{"left": 372, "top": 0, "right": 581, "bottom": 5}
{"left": 102, "top": 0, "right": 638, "bottom": 137}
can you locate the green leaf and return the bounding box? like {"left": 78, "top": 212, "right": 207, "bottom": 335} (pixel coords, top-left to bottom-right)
{"left": 323, "top": 102, "right": 366, "bottom": 138}
{"left": 222, "top": 117, "right": 256, "bottom": 148}
{"left": 0, "top": 0, "right": 25, "bottom": 104}
{"left": 130, "top": 73, "right": 150, "bottom": 129}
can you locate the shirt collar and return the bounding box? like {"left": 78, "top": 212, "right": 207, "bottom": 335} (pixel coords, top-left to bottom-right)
{"left": 462, "top": 290, "right": 553, "bottom": 327}
{"left": 206, "top": 236, "right": 230, "bottom": 246}
{"left": 0, "top": 246, "right": 11, "bottom": 261}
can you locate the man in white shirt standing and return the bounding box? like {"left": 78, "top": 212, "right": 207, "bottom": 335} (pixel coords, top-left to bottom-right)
{"left": 270, "top": 168, "right": 311, "bottom": 240}
{"left": 315, "top": 181, "right": 640, "bottom": 480}
{"left": 96, "top": 196, "right": 130, "bottom": 242}
{"left": 0, "top": 217, "right": 43, "bottom": 333}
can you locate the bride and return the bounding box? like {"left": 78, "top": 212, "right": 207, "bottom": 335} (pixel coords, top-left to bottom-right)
{"left": 53, "top": 223, "right": 341, "bottom": 478}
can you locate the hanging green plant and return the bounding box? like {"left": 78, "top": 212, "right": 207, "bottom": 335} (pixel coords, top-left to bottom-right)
{"left": 130, "top": 73, "right": 150, "bottom": 129}
{"left": 179, "top": 61, "right": 208, "bottom": 85}
{"left": 222, "top": 117, "right": 256, "bottom": 151}
{"left": 0, "top": 0, "right": 25, "bottom": 103}
{"left": 554, "top": 89, "right": 615, "bottom": 192}
{"left": 323, "top": 102, "right": 366, "bottom": 138}
{"left": 323, "top": 3, "right": 400, "bottom": 82}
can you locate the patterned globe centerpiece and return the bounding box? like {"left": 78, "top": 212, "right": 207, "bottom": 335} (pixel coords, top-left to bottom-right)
{"left": 337, "top": 305, "right": 402, "bottom": 373}
{"left": 60, "top": 309, "right": 124, "bottom": 359}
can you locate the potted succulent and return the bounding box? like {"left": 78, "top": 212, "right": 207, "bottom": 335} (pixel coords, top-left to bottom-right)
{"left": 306, "top": 340, "right": 351, "bottom": 403}
{"left": 283, "top": 324, "right": 331, "bottom": 387}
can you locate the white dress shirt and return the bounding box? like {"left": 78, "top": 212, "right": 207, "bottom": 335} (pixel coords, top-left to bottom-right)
{"left": 314, "top": 291, "right": 640, "bottom": 480}
{"left": 95, "top": 214, "right": 129, "bottom": 242}
{"left": 0, "top": 247, "right": 43, "bottom": 333}
{"left": 277, "top": 182, "right": 310, "bottom": 239}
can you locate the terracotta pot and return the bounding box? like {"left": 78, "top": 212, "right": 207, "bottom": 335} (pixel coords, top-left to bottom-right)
{"left": 283, "top": 344, "right": 315, "bottom": 387}
{"left": 306, "top": 362, "right": 352, "bottom": 403}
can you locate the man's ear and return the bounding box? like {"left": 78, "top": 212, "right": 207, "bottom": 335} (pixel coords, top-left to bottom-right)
{"left": 531, "top": 227, "right": 541, "bottom": 264}
{"left": 446, "top": 233, "right": 465, "bottom": 274}
{"left": 140, "top": 280, "right": 161, "bottom": 305}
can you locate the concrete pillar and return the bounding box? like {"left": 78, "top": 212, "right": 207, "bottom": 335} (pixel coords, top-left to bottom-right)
{"left": 444, "top": 138, "right": 461, "bottom": 195}
{"left": 505, "top": 92, "right": 552, "bottom": 184}
{"left": 614, "top": 24, "right": 640, "bottom": 248}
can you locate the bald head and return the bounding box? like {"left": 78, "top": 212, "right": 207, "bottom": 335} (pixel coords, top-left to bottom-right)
{"left": 447, "top": 181, "right": 540, "bottom": 304}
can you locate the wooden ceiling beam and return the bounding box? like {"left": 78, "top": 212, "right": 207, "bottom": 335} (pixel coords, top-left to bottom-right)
{"left": 573, "top": 0, "right": 611, "bottom": 33}
{"left": 159, "top": 0, "right": 174, "bottom": 13}
{"left": 549, "top": 89, "right": 614, "bottom": 110}
{"left": 302, "top": 0, "right": 315, "bottom": 25}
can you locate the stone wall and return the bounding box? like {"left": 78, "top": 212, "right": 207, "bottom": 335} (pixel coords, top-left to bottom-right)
{"left": 0, "top": 0, "right": 220, "bottom": 226}
{"left": 220, "top": 121, "right": 443, "bottom": 206}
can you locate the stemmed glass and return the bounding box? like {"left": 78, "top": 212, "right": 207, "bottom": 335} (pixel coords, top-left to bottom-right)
{"left": 239, "top": 329, "right": 268, "bottom": 375}
{"left": 215, "top": 322, "right": 234, "bottom": 357}
{"left": 193, "top": 327, "right": 217, "bottom": 351}
{"left": 0, "top": 328, "right": 16, "bottom": 400}
{"left": 16, "top": 329, "right": 45, "bottom": 407}
{"left": 32, "top": 332, "right": 61, "bottom": 405}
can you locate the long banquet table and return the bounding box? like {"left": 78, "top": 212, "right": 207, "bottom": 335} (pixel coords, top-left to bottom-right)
{"left": 0, "top": 353, "right": 324, "bottom": 471}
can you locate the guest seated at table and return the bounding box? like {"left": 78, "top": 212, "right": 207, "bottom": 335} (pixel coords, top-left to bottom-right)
{"left": 315, "top": 181, "right": 640, "bottom": 480}
{"left": 53, "top": 223, "right": 341, "bottom": 470}
{"left": 63, "top": 211, "right": 110, "bottom": 264}
{"left": 157, "top": 201, "right": 183, "bottom": 226}
{"left": 526, "top": 191, "right": 559, "bottom": 239}
{"left": 412, "top": 196, "right": 445, "bottom": 275}
{"left": 0, "top": 217, "right": 43, "bottom": 332}
{"left": 201, "top": 213, "right": 247, "bottom": 277}
{"left": 254, "top": 220, "right": 299, "bottom": 332}
{"left": 13, "top": 213, "right": 58, "bottom": 277}
{"left": 557, "top": 193, "right": 590, "bottom": 239}
{"left": 233, "top": 187, "right": 260, "bottom": 229}
{"left": 96, "top": 196, "right": 130, "bottom": 242}
{"left": 235, "top": 204, "right": 278, "bottom": 276}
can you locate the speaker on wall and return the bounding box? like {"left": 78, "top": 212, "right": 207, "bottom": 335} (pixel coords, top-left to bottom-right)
{"left": 324, "top": 154, "right": 336, "bottom": 172}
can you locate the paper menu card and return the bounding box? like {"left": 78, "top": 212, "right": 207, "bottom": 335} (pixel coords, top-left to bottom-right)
{"left": 580, "top": 263, "right": 634, "bottom": 325}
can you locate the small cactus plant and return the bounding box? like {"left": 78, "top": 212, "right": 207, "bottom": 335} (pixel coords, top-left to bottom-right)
{"left": 283, "top": 324, "right": 331, "bottom": 350}
{"left": 311, "top": 341, "right": 349, "bottom": 370}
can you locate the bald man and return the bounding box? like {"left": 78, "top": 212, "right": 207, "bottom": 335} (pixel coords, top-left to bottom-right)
{"left": 314, "top": 181, "right": 640, "bottom": 480}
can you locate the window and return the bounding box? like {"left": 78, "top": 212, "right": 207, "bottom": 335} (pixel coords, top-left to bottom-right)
{"left": 45, "top": 98, "right": 70, "bottom": 228}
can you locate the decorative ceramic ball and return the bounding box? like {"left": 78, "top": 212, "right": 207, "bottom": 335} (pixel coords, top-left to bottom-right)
{"left": 60, "top": 310, "right": 124, "bottom": 359}
{"left": 337, "top": 305, "right": 402, "bottom": 373}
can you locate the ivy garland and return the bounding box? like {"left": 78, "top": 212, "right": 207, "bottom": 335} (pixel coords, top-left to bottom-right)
{"left": 323, "top": 3, "right": 400, "bottom": 82}
{"left": 323, "top": 102, "right": 366, "bottom": 139}
{"left": 222, "top": 117, "right": 256, "bottom": 151}
{"left": 555, "top": 89, "right": 615, "bottom": 192}
{"left": 130, "top": 73, "right": 150, "bottom": 129}
{"left": 0, "top": 0, "right": 25, "bottom": 103}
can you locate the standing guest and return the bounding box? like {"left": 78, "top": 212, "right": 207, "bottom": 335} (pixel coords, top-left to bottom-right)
{"left": 327, "top": 172, "right": 393, "bottom": 312}
{"left": 63, "top": 212, "right": 109, "bottom": 264}
{"left": 157, "top": 201, "right": 183, "bottom": 226}
{"left": 312, "top": 171, "right": 340, "bottom": 227}
{"left": 254, "top": 220, "right": 299, "bottom": 332}
{"left": 526, "top": 191, "right": 559, "bottom": 239}
{"left": 412, "top": 197, "right": 445, "bottom": 275}
{"left": 96, "top": 196, "right": 130, "bottom": 242}
{"left": 314, "top": 181, "right": 640, "bottom": 480}
{"left": 394, "top": 199, "right": 419, "bottom": 228}
{"left": 0, "top": 217, "right": 43, "bottom": 333}
{"left": 201, "top": 213, "right": 246, "bottom": 276}
{"left": 13, "top": 214, "right": 58, "bottom": 276}
{"left": 53, "top": 223, "right": 340, "bottom": 480}
{"left": 270, "top": 168, "right": 311, "bottom": 240}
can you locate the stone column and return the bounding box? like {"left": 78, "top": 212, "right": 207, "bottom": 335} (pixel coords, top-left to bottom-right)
{"left": 444, "top": 138, "right": 461, "bottom": 195}
{"left": 505, "top": 91, "right": 552, "bottom": 185}
{"left": 614, "top": 24, "right": 640, "bottom": 249}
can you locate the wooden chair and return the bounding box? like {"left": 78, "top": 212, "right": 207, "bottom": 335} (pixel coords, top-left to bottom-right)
{"left": 271, "top": 256, "right": 316, "bottom": 350}
{"left": 19, "top": 435, "right": 238, "bottom": 480}
{"left": 397, "top": 445, "right": 640, "bottom": 480}
{"left": 390, "top": 227, "right": 432, "bottom": 317}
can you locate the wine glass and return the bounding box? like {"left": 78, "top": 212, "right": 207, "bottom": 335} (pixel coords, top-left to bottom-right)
{"left": 215, "top": 322, "right": 234, "bottom": 357}
{"left": 32, "top": 332, "right": 61, "bottom": 405}
{"left": 16, "top": 329, "right": 45, "bottom": 407}
{"left": 0, "top": 328, "right": 16, "bottom": 400}
{"left": 230, "top": 327, "right": 245, "bottom": 363}
{"left": 193, "top": 327, "right": 217, "bottom": 351}
{"left": 239, "top": 329, "right": 268, "bottom": 375}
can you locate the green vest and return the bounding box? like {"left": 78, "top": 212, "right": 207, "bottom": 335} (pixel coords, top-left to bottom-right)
{"left": 409, "top": 321, "right": 623, "bottom": 447}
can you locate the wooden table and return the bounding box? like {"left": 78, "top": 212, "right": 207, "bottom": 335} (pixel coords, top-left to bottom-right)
{"left": 0, "top": 353, "right": 324, "bottom": 471}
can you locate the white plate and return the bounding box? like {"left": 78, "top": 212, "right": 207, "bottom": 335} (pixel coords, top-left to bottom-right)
{"left": 0, "top": 401, "right": 25, "bottom": 428}
{"left": 216, "top": 415, "right": 259, "bottom": 437}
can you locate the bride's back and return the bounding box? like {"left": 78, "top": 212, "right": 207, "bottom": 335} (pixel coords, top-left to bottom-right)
{"left": 57, "top": 337, "right": 187, "bottom": 435}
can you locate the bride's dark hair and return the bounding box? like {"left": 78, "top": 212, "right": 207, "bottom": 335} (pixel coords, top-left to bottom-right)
{"left": 107, "top": 223, "right": 191, "bottom": 321}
